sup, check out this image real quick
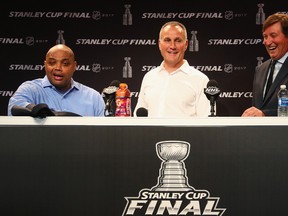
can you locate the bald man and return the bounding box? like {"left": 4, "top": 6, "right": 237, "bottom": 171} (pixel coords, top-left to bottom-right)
{"left": 8, "top": 44, "right": 105, "bottom": 116}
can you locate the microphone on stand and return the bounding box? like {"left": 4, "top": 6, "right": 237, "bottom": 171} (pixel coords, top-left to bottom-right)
{"left": 204, "top": 79, "right": 221, "bottom": 117}
{"left": 102, "top": 80, "right": 121, "bottom": 116}
{"left": 136, "top": 107, "right": 148, "bottom": 117}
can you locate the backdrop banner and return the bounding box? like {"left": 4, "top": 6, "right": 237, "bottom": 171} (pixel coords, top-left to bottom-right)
{"left": 0, "top": 1, "right": 286, "bottom": 116}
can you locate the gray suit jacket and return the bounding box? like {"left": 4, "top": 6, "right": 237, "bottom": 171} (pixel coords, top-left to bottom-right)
{"left": 252, "top": 57, "right": 288, "bottom": 116}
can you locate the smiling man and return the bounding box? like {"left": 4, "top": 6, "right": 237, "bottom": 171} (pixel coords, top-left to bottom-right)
{"left": 134, "top": 21, "right": 210, "bottom": 117}
{"left": 242, "top": 13, "right": 288, "bottom": 117}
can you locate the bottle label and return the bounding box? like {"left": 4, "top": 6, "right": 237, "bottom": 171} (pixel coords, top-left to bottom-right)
{"left": 278, "top": 97, "right": 288, "bottom": 106}
{"left": 115, "top": 97, "right": 131, "bottom": 117}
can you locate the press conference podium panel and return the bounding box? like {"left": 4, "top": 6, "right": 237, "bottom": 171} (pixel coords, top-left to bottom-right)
{"left": 0, "top": 117, "right": 288, "bottom": 216}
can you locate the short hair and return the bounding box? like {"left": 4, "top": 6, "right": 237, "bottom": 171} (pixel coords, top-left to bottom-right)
{"left": 263, "top": 13, "right": 288, "bottom": 37}
{"left": 159, "top": 21, "right": 188, "bottom": 40}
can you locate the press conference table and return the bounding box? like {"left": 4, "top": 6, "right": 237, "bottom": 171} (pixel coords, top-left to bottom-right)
{"left": 1, "top": 115, "right": 288, "bottom": 125}
{"left": 0, "top": 116, "right": 288, "bottom": 216}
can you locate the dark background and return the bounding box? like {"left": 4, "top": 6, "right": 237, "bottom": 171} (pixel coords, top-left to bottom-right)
{"left": 1, "top": 1, "right": 285, "bottom": 116}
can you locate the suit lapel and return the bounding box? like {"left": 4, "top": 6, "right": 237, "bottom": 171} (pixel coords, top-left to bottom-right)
{"left": 265, "top": 57, "right": 288, "bottom": 100}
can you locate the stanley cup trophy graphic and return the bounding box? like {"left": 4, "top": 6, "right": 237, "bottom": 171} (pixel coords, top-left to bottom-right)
{"left": 123, "top": 57, "right": 132, "bottom": 78}
{"left": 257, "top": 57, "right": 264, "bottom": 66}
{"left": 152, "top": 140, "right": 193, "bottom": 191}
{"left": 256, "top": 3, "right": 265, "bottom": 25}
{"left": 189, "top": 31, "right": 199, "bottom": 52}
{"left": 56, "top": 30, "right": 65, "bottom": 44}
{"left": 123, "top": 4, "right": 132, "bottom": 26}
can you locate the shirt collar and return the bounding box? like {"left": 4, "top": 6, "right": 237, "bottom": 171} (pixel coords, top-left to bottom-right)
{"left": 159, "top": 59, "right": 190, "bottom": 74}
{"left": 277, "top": 52, "right": 288, "bottom": 64}
{"left": 42, "top": 75, "right": 79, "bottom": 91}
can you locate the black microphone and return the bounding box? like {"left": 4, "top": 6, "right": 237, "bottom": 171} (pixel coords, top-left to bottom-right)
{"left": 136, "top": 107, "right": 148, "bottom": 117}
{"left": 102, "top": 80, "right": 120, "bottom": 116}
{"left": 204, "top": 79, "right": 220, "bottom": 117}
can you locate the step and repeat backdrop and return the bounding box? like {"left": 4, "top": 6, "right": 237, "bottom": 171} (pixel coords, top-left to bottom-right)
{"left": 0, "top": 1, "right": 286, "bottom": 116}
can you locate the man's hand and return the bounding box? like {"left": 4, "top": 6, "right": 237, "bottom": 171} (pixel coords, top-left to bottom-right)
{"left": 241, "top": 106, "right": 265, "bottom": 117}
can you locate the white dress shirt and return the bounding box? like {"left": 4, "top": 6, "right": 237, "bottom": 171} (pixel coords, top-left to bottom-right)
{"left": 134, "top": 60, "right": 210, "bottom": 117}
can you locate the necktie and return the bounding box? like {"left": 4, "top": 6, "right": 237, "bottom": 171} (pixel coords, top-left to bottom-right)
{"left": 264, "top": 60, "right": 277, "bottom": 99}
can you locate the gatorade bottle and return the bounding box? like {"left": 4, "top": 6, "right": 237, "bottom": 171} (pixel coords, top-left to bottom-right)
{"left": 115, "top": 83, "right": 131, "bottom": 117}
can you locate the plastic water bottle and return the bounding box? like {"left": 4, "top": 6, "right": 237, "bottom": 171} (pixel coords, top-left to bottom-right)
{"left": 277, "top": 84, "right": 288, "bottom": 117}
{"left": 115, "top": 83, "right": 131, "bottom": 117}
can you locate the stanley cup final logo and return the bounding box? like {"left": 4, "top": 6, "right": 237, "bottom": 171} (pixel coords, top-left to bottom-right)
{"left": 189, "top": 31, "right": 199, "bottom": 52}
{"left": 122, "top": 140, "right": 226, "bottom": 216}
{"left": 256, "top": 3, "right": 265, "bottom": 25}
{"left": 123, "top": 4, "right": 132, "bottom": 25}
{"left": 56, "top": 30, "right": 65, "bottom": 44}
{"left": 152, "top": 140, "right": 192, "bottom": 191}
{"left": 123, "top": 57, "right": 132, "bottom": 78}
{"left": 257, "top": 57, "right": 264, "bottom": 66}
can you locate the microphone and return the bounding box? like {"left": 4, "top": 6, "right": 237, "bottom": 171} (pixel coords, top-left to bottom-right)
{"left": 204, "top": 79, "right": 220, "bottom": 117}
{"left": 102, "top": 80, "right": 121, "bottom": 116}
{"left": 136, "top": 107, "right": 148, "bottom": 117}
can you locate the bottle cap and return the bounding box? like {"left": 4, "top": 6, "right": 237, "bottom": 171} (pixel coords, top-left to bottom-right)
{"left": 119, "top": 83, "right": 128, "bottom": 88}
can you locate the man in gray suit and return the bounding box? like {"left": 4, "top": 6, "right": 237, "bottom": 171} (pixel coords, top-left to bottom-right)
{"left": 242, "top": 13, "right": 288, "bottom": 117}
